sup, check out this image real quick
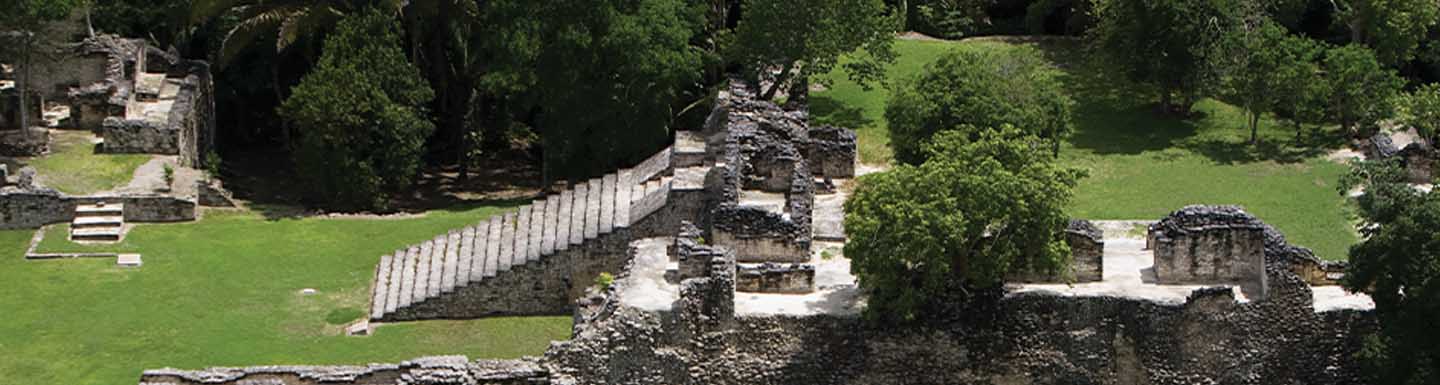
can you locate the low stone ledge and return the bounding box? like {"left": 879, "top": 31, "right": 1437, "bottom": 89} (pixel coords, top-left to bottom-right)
{"left": 736, "top": 263, "right": 815, "bottom": 294}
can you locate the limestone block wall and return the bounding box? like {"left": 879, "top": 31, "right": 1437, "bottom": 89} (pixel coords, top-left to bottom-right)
{"left": 1007, "top": 219, "right": 1105, "bottom": 283}
{"left": 171, "top": 61, "right": 217, "bottom": 168}
{"left": 541, "top": 260, "right": 1374, "bottom": 385}
{"left": 805, "top": 125, "right": 857, "bottom": 179}
{"left": 735, "top": 263, "right": 814, "bottom": 293}
{"left": 102, "top": 117, "right": 178, "bottom": 154}
{"left": 0, "top": 187, "right": 196, "bottom": 230}
{"left": 1401, "top": 142, "right": 1434, "bottom": 184}
{"left": 1150, "top": 206, "right": 1267, "bottom": 289}
{"left": 141, "top": 356, "right": 547, "bottom": 385}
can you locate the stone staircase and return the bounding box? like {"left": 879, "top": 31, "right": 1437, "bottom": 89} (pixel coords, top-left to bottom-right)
{"left": 368, "top": 147, "right": 679, "bottom": 322}
{"left": 71, "top": 203, "right": 124, "bottom": 242}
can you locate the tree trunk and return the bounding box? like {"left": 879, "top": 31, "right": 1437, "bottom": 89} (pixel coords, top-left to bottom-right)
{"left": 760, "top": 62, "right": 795, "bottom": 101}
{"left": 1159, "top": 90, "right": 1173, "bottom": 115}
{"left": 272, "top": 62, "right": 290, "bottom": 149}
{"left": 19, "top": 35, "right": 32, "bottom": 139}
{"left": 1249, "top": 112, "right": 1259, "bottom": 144}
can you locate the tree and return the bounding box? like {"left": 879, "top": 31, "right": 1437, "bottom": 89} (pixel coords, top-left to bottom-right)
{"left": 279, "top": 8, "right": 433, "bottom": 211}
{"left": 1223, "top": 21, "right": 1291, "bottom": 144}
{"left": 0, "top": 0, "right": 81, "bottom": 138}
{"left": 729, "top": 0, "right": 899, "bottom": 100}
{"left": 1323, "top": 45, "right": 1403, "bottom": 137}
{"left": 885, "top": 46, "right": 1072, "bottom": 165}
{"left": 845, "top": 127, "right": 1085, "bottom": 323}
{"left": 1338, "top": 159, "right": 1440, "bottom": 385}
{"left": 1087, "top": 0, "right": 1242, "bottom": 115}
{"left": 1333, "top": 0, "right": 1440, "bottom": 66}
{"left": 528, "top": 0, "right": 705, "bottom": 182}
{"left": 1402, "top": 83, "right": 1440, "bottom": 144}
{"left": 188, "top": 0, "right": 402, "bottom": 66}
{"left": 1271, "top": 32, "right": 1330, "bottom": 141}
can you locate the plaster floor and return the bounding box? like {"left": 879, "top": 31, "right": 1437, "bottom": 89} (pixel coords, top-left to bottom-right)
{"left": 617, "top": 237, "right": 678, "bottom": 311}
{"left": 733, "top": 241, "right": 863, "bottom": 316}
{"left": 737, "top": 190, "right": 786, "bottom": 214}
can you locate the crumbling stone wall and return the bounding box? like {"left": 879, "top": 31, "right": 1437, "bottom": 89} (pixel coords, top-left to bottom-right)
{"left": 1150, "top": 206, "right": 1267, "bottom": 291}
{"left": 141, "top": 356, "right": 548, "bottom": 385}
{"left": 805, "top": 125, "right": 857, "bottom": 179}
{"left": 144, "top": 225, "right": 1377, "bottom": 385}
{"left": 1008, "top": 219, "right": 1105, "bottom": 283}
{"left": 1401, "top": 142, "right": 1434, "bottom": 184}
{"left": 705, "top": 82, "right": 814, "bottom": 264}
{"left": 0, "top": 186, "right": 196, "bottom": 229}
{"left": 735, "top": 263, "right": 814, "bottom": 293}
{"left": 101, "top": 60, "right": 216, "bottom": 167}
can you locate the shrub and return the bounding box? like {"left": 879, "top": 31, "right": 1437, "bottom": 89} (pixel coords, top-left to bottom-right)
{"left": 279, "top": 8, "right": 434, "bottom": 211}
{"left": 886, "top": 46, "right": 1072, "bottom": 165}
{"left": 846, "top": 127, "right": 1084, "bottom": 323}
{"left": 594, "top": 272, "right": 616, "bottom": 290}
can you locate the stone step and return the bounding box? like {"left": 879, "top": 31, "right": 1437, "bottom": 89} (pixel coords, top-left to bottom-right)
{"left": 72, "top": 215, "right": 123, "bottom": 227}
{"left": 615, "top": 169, "right": 634, "bottom": 228}
{"left": 385, "top": 248, "right": 405, "bottom": 314}
{"left": 585, "top": 178, "right": 601, "bottom": 240}
{"left": 483, "top": 217, "right": 501, "bottom": 278}
{"left": 541, "top": 195, "right": 559, "bottom": 256}
{"left": 498, "top": 213, "right": 516, "bottom": 272}
{"left": 413, "top": 239, "right": 435, "bottom": 304}
{"left": 570, "top": 182, "right": 588, "bottom": 246}
{"left": 458, "top": 226, "right": 476, "bottom": 287}
{"left": 514, "top": 206, "right": 532, "bottom": 267}
{"left": 527, "top": 199, "right": 545, "bottom": 262}
{"left": 599, "top": 174, "right": 616, "bottom": 235}
{"left": 370, "top": 254, "right": 394, "bottom": 320}
{"left": 71, "top": 227, "right": 122, "bottom": 241}
{"left": 75, "top": 204, "right": 124, "bottom": 216}
{"left": 427, "top": 235, "right": 445, "bottom": 298}
{"left": 441, "top": 231, "right": 460, "bottom": 293}
{"left": 556, "top": 189, "right": 574, "bottom": 252}
{"left": 398, "top": 246, "right": 418, "bottom": 308}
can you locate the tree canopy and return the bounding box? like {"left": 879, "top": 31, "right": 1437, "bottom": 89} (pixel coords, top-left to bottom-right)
{"left": 279, "top": 8, "right": 434, "bottom": 210}
{"left": 885, "top": 46, "right": 1072, "bottom": 165}
{"left": 1336, "top": 0, "right": 1440, "bottom": 66}
{"left": 1087, "top": 0, "right": 1242, "bottom": 114}
{"left": 1323, "top": 44, "right": 1403, "bottom": 136}
{"left": 1339, "top": 159, "right": 1440, "bottom": 385}
{"left": 729, "top": 0, "right": 899, "bottom": 100}
{"left": 526, "top": 0, "right": 705, "bottom": 181}
{"left": 1403, "top": 83, "right": 1440, "bottom": 143}
{"left": 845, "top": 127, "right": 1084, "bottom": 323}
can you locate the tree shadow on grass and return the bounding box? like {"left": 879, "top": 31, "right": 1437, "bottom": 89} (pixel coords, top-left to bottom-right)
{"left": 1178, "top": 127, "right": 1349, "bottom": 165}
{"left": 809, "top": 94, "right": 872, "bottom": 130}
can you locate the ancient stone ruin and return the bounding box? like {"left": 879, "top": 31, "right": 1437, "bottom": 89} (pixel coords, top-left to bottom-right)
{"left": 0, "top": 31, "right": 217, "bottom": 238}
{"left": 137, "top": 84, "right": 1374, "bottom": 385}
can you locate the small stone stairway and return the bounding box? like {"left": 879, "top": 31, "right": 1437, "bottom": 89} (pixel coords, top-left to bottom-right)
{"left": 368, "top": 147, "right": 678, "bottom": 321}
{"left": 71, "top": 203, "right": 124, "bottom": 242}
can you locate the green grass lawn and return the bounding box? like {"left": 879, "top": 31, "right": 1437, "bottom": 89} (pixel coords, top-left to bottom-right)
{"left": 814, "top": 37, "right": 1357, "bottom": 260}
{"left": 25, "top": 130, "right": 151, "bottom": 195}
{"left": 0, "top": 205, "right": 571, "bottom": 385}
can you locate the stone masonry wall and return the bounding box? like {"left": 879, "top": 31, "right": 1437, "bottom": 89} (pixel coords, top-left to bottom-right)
{"left": 0, "top": 186, "right": 196, "bottom": 230}
{"left": 1008, "top": 219, "right": 1105, "bottom": 283}
{"left": 540, "top": 258, "right": 1374, "bottom": 385}
{"left": 1150, "top": 206, "right": 1267, "bottom": 290}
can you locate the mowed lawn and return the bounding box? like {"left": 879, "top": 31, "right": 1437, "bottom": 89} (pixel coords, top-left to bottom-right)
{"left": 0, "top": 206, "right": 571, "bottom": 385}
{"left": 25, "top": 130, "right": 151, "bottom": 195}
{"left": 814, "top": 37, "right": 1356, "bottom": 260}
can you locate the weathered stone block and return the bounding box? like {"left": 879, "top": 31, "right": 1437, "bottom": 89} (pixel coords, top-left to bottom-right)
{"left": 735, "top": 263, "right": 814, "bottom": 293}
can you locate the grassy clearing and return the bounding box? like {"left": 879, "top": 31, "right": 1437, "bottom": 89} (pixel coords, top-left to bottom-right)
{"left": 24, "top": 130, "right": 151, "bottom": 195}
{"left": 814, "top": 37, "right": 1356, "bottom": 260}
{"left": 2, "top": 205, "right": 571, "bottom": 385}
